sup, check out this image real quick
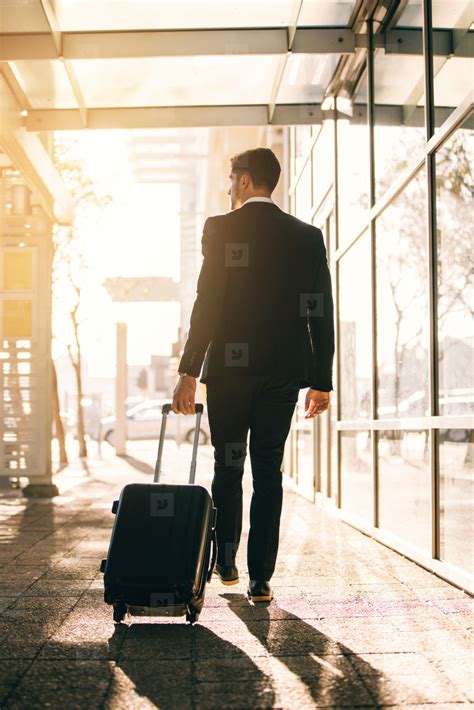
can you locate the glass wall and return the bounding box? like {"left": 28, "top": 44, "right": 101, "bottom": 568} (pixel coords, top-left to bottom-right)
{"left": 436, "top": 120, "right": 474, "bottom": 416}
{"left": 287, "top": 0, "right": 474, "bottom": 590}
{"left": 375, "top": 168, "right": 430, "bottom": 419}
{"left": 339, "top": 232, "right": 371, "bottom": 421}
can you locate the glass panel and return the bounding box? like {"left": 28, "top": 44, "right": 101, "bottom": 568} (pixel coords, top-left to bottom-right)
{"left": 294, "top": 390, "right": 315, "bottom": 501}
{"left": 53, "top": 0, "right": 297, "bottom": 30}
{"left": 395, "top": 0, "right": 422, "bottom": 26}
{"left": 339, "top": 232, "right": 371, "bottom": 420}
{"left": 11, "top": 61, "right": 78, "bottom": 109}
{"left": 436, "top": 120, "right": 474, "bottom": 415}
{"left": 312, "top": 120, "right": 334, "bottom": 210}
{"left": 71, "top": 56, "right": 280, "bottom": 107}
{"left": 434, "top": 57, "right": 473, "bottom": 127}
{"left": 319, "top": 411, "right": 329, "bottom": 495}
{"left": 295, "top": 157, "right": 312, "bottom": 223}
{"left": 2, "top": 300, "right": 33, "bottom": 338}
{"left": 373, "top": 54, "right": 425, "bottom": 108}
{"left": 372, "top": 36, "right": 425, "bottom": 200}
{"left": 336, "top": 82, "right": 369, "bottom": 248}
{"left": 327, "top": 211, "right": 338, "bottom": 502}
{"left": 439, "top": 429, "right": 474, "bottom": 574}
{"left": 3, "top": 252, "right": 33, "bottom": 291}
{"left": 432, "top": 0, "right": 473, "bottom": 29}
{"left": 376, "top": 168, "right": 430, "bottom": 419}
{"left": 432, "top": 0, "right": 473, "bottom": 125}
{"left": 340, "top": 430, "right": 372, "bottom": 521}
{"left": 52, "top": 0, "right": 357, "bottom": 31}
{"left": 0, "top": 0, "right": 50, "bottom": 32}
{"left": 277, "top": 54, "right": 340, "bottom": 104}
{"left": 299, "top": 0, "right": 356, "bottom": 26}
{"left": 378, "top": 429, "right": 431, "bottom": 551}
{"left": 294, "top": 125, "right": 312, "bottom": 176}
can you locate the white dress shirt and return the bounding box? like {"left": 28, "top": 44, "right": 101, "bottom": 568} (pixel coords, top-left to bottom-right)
{"left": 241, "top": 196, "right": 275, "bottom": 206}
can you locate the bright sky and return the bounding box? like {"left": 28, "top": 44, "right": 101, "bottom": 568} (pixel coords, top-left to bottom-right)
{"left": 53, "top": 130, "right": 181, "bottom": 376}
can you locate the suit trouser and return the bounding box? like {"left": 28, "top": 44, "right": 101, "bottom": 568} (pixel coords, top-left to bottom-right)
{"left": 205, "top": 374, "right": 301, "bottom": 580}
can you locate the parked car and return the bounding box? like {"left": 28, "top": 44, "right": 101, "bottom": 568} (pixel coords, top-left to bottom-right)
{"left": 101, "top": 399, "right": 210, "bottom": 446}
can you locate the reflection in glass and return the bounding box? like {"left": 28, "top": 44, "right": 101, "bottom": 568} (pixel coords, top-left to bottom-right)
{"left": 319, "top": 410, "right": 329, "bottom": 495}
{"left": 312, "top": 120, "right": 334, "bottom": 211}
{"left": 295, "top": 389, "right": 315, "bottom": 501}
{"left": 336, "top": 79, "right": 369, "bottom": 248}
{"left": 436, "top": 123, "right": 474, "bottom": 415}
{"left": 432, "top": 0, "right": 473, "bottom": 126}
{"left": 378, "top": 429, "right": 431, "bottom": 551}
{"left": 278, "top": 54, "right": 340, "bottom": 106}
{"left": 295, "top": 157, "right": 312, "bottom": 223}
{"left": 372, "top": 41, "right": 425, "bottom": 200}
{"left": 71, "top": 55, "right": 280, "bottom": 108}
{"left": 340, "top": 430, "right": 372, "bottom": 521}
{"left": 294, "top": 125, "right": 312, "bottom": 177}
{"left": 339, "top": 232, "right": 371, "bottom": 420}
{"left": 376, "top": 168, "right": 429, "bottom": 418}
{"left": 439, "top": 430, "right": 474, "bottom": 574}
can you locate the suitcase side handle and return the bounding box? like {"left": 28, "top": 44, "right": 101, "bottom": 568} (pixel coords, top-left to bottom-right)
{"left": 154, "top": 402, "right": 205, "bottom": 483}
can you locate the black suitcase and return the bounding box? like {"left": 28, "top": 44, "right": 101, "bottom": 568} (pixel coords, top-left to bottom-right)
{"left": 100, "top": 402, "right": 217, "bottom": 624}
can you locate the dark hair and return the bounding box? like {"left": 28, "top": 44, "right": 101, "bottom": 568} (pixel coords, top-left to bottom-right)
{"left": 230, "top": 147, "right": 281, "bottom": 193}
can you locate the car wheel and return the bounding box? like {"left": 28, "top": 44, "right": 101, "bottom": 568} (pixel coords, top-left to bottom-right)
{"left": 186, "top": 428, "right": 208, "bottom": 445}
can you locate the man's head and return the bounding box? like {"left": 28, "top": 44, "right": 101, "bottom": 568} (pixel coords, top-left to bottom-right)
{"left": 228, "top": 147, "right": 281, "bottom": 210}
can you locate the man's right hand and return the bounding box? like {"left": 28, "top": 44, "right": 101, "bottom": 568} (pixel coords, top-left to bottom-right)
{"left": 304, "top": 389, "right": 331, "bottom": 418}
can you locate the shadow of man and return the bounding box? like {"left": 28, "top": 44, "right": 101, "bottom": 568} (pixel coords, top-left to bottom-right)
{"left": 223, "top": 592, "right": 389, "bottom": 707}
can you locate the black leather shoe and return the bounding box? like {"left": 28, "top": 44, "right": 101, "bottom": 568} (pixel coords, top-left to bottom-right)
{"left": 213, "top": 562, "right": 239, "bottom": 585}
{"left": 247, "top": 579, "right": 273, "bottom": 602}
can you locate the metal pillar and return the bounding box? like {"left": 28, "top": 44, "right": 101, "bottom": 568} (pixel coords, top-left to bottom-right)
{"left": 115, "top": 322, "right": 128, "bottom": 456}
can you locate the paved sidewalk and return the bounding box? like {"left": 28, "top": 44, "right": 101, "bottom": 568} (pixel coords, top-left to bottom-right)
{"left": 0, "top": 441, "right": 472, "bottom": 709}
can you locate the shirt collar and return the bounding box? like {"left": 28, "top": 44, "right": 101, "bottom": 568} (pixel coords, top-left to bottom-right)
{"left": 241, "top": 196, "right": 275, "bottom": 206}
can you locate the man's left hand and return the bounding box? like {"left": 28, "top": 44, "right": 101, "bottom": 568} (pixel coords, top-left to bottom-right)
{"left": 172, "top": 375, "right": 197, "bottom": 414}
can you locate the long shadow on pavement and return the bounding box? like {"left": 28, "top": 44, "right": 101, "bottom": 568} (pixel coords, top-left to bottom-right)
{"left": 223, "top": 591, "right": 389, "bottom": 707}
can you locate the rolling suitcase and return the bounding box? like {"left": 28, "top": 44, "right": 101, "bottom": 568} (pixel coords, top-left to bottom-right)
{"left": 100, "top": 402, "right": 217, "bottom": 624}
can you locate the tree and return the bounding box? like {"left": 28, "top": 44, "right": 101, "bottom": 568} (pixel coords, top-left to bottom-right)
{"left": 52, "top": 136, "right": 111, "bottom": 459}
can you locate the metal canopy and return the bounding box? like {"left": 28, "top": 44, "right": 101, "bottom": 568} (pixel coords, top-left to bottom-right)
{"left": 0, "top": 0, "right": 472, "bottom": 130}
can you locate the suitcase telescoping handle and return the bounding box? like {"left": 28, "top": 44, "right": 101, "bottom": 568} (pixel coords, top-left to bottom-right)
{"left": 153, "top": 403, "right": 204, "bottom": 484}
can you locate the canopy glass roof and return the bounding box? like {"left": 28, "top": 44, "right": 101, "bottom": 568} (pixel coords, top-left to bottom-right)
{"left": 0, "top": 0, "right": 472, "bottom": 130}
{"left": 2, "top": 0, "right": 357, "bottom": 32}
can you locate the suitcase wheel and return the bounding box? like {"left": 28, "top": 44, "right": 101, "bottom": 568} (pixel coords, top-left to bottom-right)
{"left": 111, "top": 500, "right": 119, "bottom": 514}
{"left": 186, "top": 609, "right": 199, "bottom": 624}
{"left": 100, "top": 558, "right": 107, "bottom": 573}
{"left": 113, "top": 603, "right": 127, "bottom": 623}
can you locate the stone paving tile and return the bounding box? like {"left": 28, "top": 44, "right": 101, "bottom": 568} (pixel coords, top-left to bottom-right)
{"left": 21, "top": 577, "right": 94, "bottom": 596}
{"left": 367, "top": 672, "right": 467, "bottom": 705}
{"left": 3, "top": 660, "right": 114, "bottom": 709}
{"left": 0, "top": 661, "right": 31, "bottom": 705}
{"left": 105, "top": 660, "right": 194, "bottom": 709}
{"left": 0, "top": 595, "right": 80, "bottom": 625}
{"left": 39, "top": 613, "right": 127, "bottom": 660}
{"left": 0, "top": 445, "right": 472, "bottom": 709}
{"left": 119, "top": 622, "right": 194, "bottom": 661}
{"left": 425, "top": 652, "right": 474, "bottom": 702}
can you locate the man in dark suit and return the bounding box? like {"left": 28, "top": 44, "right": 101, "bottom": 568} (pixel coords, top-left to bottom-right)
{"left": 172, "top": 147, "right": 334, "bottom": 602}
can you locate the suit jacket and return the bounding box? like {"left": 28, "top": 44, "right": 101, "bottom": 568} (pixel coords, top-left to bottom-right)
{"left": 178, "top": 200, "right": 335, "bottom": 391}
